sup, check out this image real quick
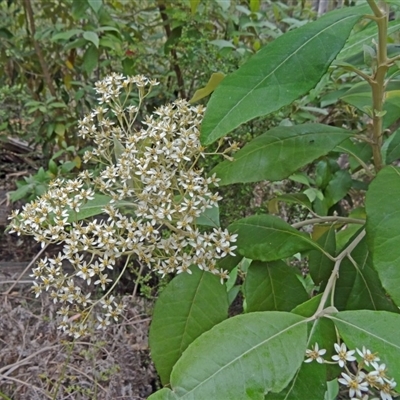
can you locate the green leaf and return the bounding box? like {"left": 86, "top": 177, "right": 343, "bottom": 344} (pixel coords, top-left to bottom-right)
{"left": 209, "top": 39, "right": 235, "bottom": 49}
{"left": 51, "top": 29, "right": 83, "bottom": 41}
{"left": 338, "top": 20, "right": 400, "bottom": 62}
{"left": 88, "top": 0, "right": 102, "bottom": 14}
{"left": 308, "top": 225, "right": 336, "bottom": 289}
{"left": 211, "top": 124, "right": 352, "bottom": 185}
{"left": 0, "top": 27, "right": 13, "bottom": 39}
{"left": 189, "top": 72, "right": 225, "bottom": 103}
{"left": 149, "top": 267, "right": 229, "bottom": 385}
{"left": 82, "top": 44, "right": 99, "bottom": 75}
{"left": 148, "top": 388, "right": 178, "bottom": 400}
{"left": 335, "top": 138, "right": 372, "bottom": 171}
{"left": 189, "top": 0, "right": 201, "bottom": 14}
{"left": 196, "top": 204, "right": 220, "bottom": 228}
{"left": 324, "top": 380, "right": 339, "bottom": 400}
{"left": 386, "top": 128, "right": 400, "bottom": 164}
{"left": 67, "top": 194, "right": 111, "bottom": 222}
{"left": 334, "top": 236, "right": 398, "bottom": 312}
{"left": 366, "top": 166, "right": 400, "bottom": 306}
{"left": 113, "top": 137, "right": 125, "bottom": 161}
{"left": 200, "top": 5, "right": 368, "bottom": 145}
{"left": 323, "top": 169, "right": 352, "bottom": 206}
{"left": 328, "top": 310, "right": 400, "bottom": 383}
{"left": 83, "top": 31, "right": 99, "bottom": 48}
{"left": 340, "top": 80, "right": 400, "bottom": 129}
{"left": 229, "top": 214, "right": 323, "bottom": 261}
{"left": 268, "top": 194, "right": 312, "bottom": 215}
{"left": 155, "top": 312, "right": 307, "bottom": 399}
{"left": 244, "top": 260, "right": 309, "bottom": 312}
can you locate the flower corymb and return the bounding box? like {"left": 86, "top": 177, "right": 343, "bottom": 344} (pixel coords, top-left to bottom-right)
{"left": 9, "top": 73, "right": 238, "bottom": 337}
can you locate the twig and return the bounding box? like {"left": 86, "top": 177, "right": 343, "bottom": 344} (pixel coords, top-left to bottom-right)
{"left": 291, "top": 216, "right": 365, "bottom": 229}
{"left": 0, "top": 344, "right": 60, "bottom": 376}
{"left": 314, "top": 229, "right": 366, "bottom": 316}
{"left": 2, "top": 244, "right": 48, "bottom": 296}
{"left": 0, "top": 375, "right": 52, "bottom": 399}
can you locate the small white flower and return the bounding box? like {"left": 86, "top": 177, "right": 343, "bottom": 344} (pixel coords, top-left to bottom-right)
{"left": 370, "top": 362, "right": 388, "bottom": 385}
{"left": 304, "top": 343, "right": 326, "bottom": 364}
{"left": 332, "top": 342, "right": 356, "bottom": 368}
{"left": 338, "top": 372, "right": 369, "bottom": 399}
{"left": 357, "top": 346, "right": 380, "bottom": 366}
{"left": 380, "top": 378, "right": 397, "bottom": 400}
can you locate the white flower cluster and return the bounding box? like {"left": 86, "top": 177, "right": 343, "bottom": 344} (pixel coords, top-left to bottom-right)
{"left": 305, "top": 342, "right": 397, "bottom": 400}
{"left": 9, "top": 73, "right": 237, "bottom": 337}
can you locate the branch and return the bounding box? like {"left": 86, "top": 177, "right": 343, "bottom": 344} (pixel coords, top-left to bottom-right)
{"left": 158, "top": 0, "right": 186, "bottom": 99}
{"left": 291, "top": 216, "right": 365, "bottom": 229}
{"left": 23, "top": 0, "right": 57, "bottom": 98}
{"left": 314, "top": 229, "right": 366, "bottom": 316}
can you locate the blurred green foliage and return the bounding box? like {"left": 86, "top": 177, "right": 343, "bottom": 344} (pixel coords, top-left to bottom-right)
{"left": 1, "top": 0, "right": 318, "bottom": 212}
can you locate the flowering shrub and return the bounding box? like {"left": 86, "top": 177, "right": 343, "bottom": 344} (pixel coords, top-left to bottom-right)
{"left": 9, "top": 73, "right": 237, "bottom": 337}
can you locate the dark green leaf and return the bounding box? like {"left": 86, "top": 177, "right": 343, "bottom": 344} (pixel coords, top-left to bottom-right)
{"left": 229, "top": 214, "right": 323, "bottom": 261}
{"left": 308, "top": 225, "right": 336, "bottom": 289}
{"left": 149, "top": 267, "right": 229, "bottom": 385}
{"left": 386, "top": 128, "right": 400, "bottom": 164}
{"left": 82, "top": 44, "right": 99, "bottom": 75}
{"left": 334, "top": 237, "right": 398, "bottom": 312}
{"left": 244, "top": 260, "right": 309, "bottom": 312}
{"left": 201, "top": 5, "right": 368, "bottom": 145}
{"left": 341, "top": 80, "right": 400, "bottom": 129}
{"left": 212, "top": 124, "right": 352, "bottom": 185}
{"left": 83, "top": 31, "right": 99, "bottom": 48}
{"left": 366, "top": 166, "right": 400, "bottom": 306}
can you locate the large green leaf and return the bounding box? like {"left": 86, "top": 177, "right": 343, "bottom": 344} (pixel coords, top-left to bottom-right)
{"left": 229, "top": 214, "right": 322, "bottom": 261}
{"left": 308, "top": 225, "right": 336, "bottom": 289}
{"left": 148, "top": 267, "right": 229, "bottom": 385}
{"left": 149, "top": 312, "right": 307, "bottom": 400}
{"left": 366, "top": 166, "right": 400, "bottom": 306}
{"left": 244, "top": 260, "right": 309, "bottom": 312}
{"left": 333, "top": 237, "right": 398, "bottom": 312}
{"left": 328, "top": 310, "right": 400, "bottom": 383}
{"left": 200, "top": 5, "right": 368, "bottom": 145}
{"left": 211, "top": 124, "right": 352, "bottom": 185}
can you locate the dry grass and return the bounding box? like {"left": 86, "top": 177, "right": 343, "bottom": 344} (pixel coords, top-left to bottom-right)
{"left": 0, "top": 288, "right": 158, "bottom": 399}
